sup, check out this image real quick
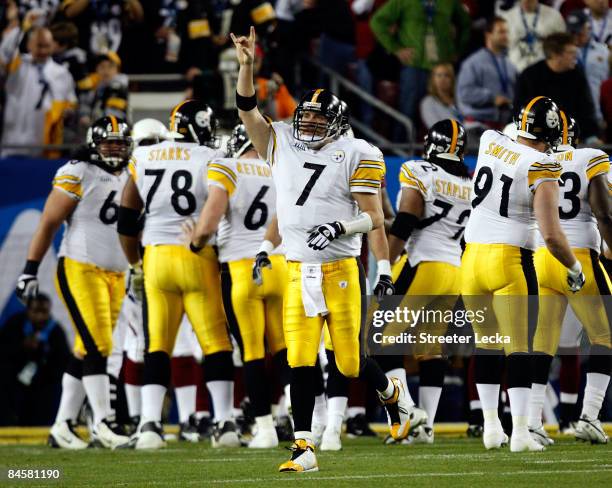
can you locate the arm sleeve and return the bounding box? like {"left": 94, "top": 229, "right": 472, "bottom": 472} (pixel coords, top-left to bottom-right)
{"left": 207, "top": 159, "right": 237, "bottom": 196}
{"left": 586, "top": 150, "right": 610, "bottom": 181}
{"left": 369, "top": 0, "right": 402, "bottom": 54}
{"left": 528, "top": 157, "right": 562, "bottom": 192}
{"left": 349, "top": 145, "right": 386, "bottom": 194}
{"left": 52, "top": 162, "right": 86, "bottom": 200}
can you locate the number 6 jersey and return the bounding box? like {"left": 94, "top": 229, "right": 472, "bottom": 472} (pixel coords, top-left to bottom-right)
{"left": 130, "top": 140, "right": 222, "bottom": 246}
{"left": 53, "top": 160, "right": 128, "bottom": 271}
{"left": 206, "top": 157, "right": 279, "bottom": 263}
{"left": 267, "top": 121, "right": 386, "bottom": 263}
{"left": 464, "top": 130, "right": 562, "bottom": 250}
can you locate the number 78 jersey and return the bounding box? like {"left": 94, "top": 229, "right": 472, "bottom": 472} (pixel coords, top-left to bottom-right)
{"left": 465, "top": 130, "right": 562, "bottom": 250}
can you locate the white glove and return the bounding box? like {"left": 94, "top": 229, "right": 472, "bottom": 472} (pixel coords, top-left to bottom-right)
{"left": 567, "top": 261, "right": 585, "bottom": 293}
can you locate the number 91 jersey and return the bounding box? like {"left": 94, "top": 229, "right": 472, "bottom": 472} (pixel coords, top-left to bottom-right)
{"left": 207, "top": 157, "right": 278, "bottom": 263}
{"left": 465, "top": 130, "right": 562, "bottom": 250}
{"left": 398, "top": 160, "right": 471, "bottom": 267}
{"left": 130, "top": 140, "right": 222, "bottom": 246}
{"left": 267, "top": 121, "right": 385, "bottom": 263}
{"left": 53, "top": 160, "right": 128, "bottom": 271}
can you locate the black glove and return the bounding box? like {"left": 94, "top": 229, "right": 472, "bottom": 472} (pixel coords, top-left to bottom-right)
{"left": 374, "top": 274, "right": 394, "bottom": 300}
{"left": 252, "top": 251, "right": 272, "bottom": 286}
{"left": 307, "top": 222, "right": 345, "bottom": 251}
{"left": 16, "top": 274, "right": 39, "bottom": 305}
{"left": 567, "top": 268, "right": 585, "bottom": 293}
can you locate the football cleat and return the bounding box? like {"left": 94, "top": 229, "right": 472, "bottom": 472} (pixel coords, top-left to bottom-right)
{"left": 560, "top": 421, "right": 578, "bottom": 436}
{"left": 483, "top": 423, "right": 509, "bottom": 450}
{"left": 179, "top": 415, "right": 201, "bottom": 443}
{"left": 320, "top": 426, "right": 342, "bottom": 451}
{"left": 575, "top": 416, "right": 609, "bottom": 444}
{"left": 345, "top": 413, "right": 377, "bottom": 438}
{"left": 529, "top": 426, "right": 554, "bottom": 446}
{"left": 467, "top": 424, "right": 484, "bottom": 438}
{"left": 278, "top": 439, "right": 319, "bottom": 473}
{"left": 48, "top": 421, "right": 88, "bottom": 450}
{"left": 92, "top": 417, "right": 131, "bottom": 449}
{"left": 312, "top": 422, "right": 326, "bottom": 447}
{"left": 407, "top": 425, "right": 434, "bottom": 444}
{"left": 197, "top": 415, "right": 214, "bottom": 439}
{"left": 248, "top": 426, "right": 279, "bottom": 449}
{"left": 510, "top": 430, "right": 545, "bottom": 452}
{"left": 275, "top": 415, "right": 294, "bottom": 442}
{"left": 379, "top": 377, "right": 410, "bottom": 441}
{"left": 135, "top": 421, "right": 166, "bottom": 449}
{"left": 211, "top": 420, "right": 241, "bottom": 448}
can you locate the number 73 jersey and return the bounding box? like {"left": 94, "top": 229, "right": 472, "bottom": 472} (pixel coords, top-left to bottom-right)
{"left": 465, "top": 130, "right": 562, "bottom": 250}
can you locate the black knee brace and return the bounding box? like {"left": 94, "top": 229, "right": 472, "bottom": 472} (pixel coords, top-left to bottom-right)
{"left": 143, "top": 351, "right": 170, "bottom": 386}
{"left": 506, "top": 353, "right": 532, "bottom": 389}
{"left": 82, "top": 353, "right": 107, "bottom": 376}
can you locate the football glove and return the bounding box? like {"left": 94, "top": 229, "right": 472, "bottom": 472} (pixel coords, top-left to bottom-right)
{"left": 307, "top": 222, "right": 345, "bottom": 251}
{"left": 374, "top": 274, "right": 394, "bottom": 300}
{"left": 128, "top": 263, "right": 145, "bottom": 301}
{"left": 567, "top": 267, "right": 585, "bottom": 293}
{"left": 16, "top": 274, "right": 39, "bottom": 305}
{"left": 252, "top": 251, "right": 272, "bottom": 286}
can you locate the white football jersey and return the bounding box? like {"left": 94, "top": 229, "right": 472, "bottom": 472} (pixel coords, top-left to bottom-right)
{"left": 267, "top": 121, "right": 385, "bottom": 263}
{"left": 53, "top": 160, "right": 128, "bottom": 271}
{"left": 465, "top": 130, "right": 562, "bottom": 250}
{"left": 207, "top": 157, "right": 280, "bottom": 262}
{"left": 130, "top": 140, "right": 222, "bottom": 246}
{"left": 536, "top": 148, "right": 610, "bottom": 251}
{"left": 398, "top": 160, "right": 471, "bottom": 267}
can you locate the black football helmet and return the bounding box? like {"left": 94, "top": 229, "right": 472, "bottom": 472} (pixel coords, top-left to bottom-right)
{"left": 555, "top": 111, "right": 580, "bottom": 152}
{"left": 87, "top": 115, "right": 133, "bottom": 172}
{"left": 227, "top": 123, "right": 253, "bottom": 157}
{"left": 338, "top": 100, "right": 351, "bottom": 136}
{"left": 168, "top": 99, "right": 219, "bottom": 147}
{"left": 293, "top": 88, "right": 343, "bottom": 144}
{"left": 424, "top": 119, "right": 467, "bottom": 163}
{"left": 515, "top": 96, "right": 561, "bottom": 146}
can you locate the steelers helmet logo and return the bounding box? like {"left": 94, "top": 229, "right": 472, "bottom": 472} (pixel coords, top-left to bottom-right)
{"left": 195, "top": 110, "right": 211, "bottom": 129}
{"left": 545, "top": 109, "right": 559, "bottom": 129}
{"left": 332, "top": 150, "right": 345, "bottom": 163}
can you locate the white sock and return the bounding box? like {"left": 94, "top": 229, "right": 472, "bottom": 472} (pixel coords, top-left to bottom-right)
{"left": 82, "top": 374, "right": 111, "bottom": 426}
{"left": 347, "top": 406, "right": 365, "bottom": 418}
{"left": 255, "top": 414, "right": 275, "bottom": 432}
{"left": 528, "top": 383, "right": 546, "bottom": 429}
{"left": 174, "top": 385, "right": 197, "bottom": 424}
{"left": 195, "top": 411, "right": 210, "bottom": 421}
{"left": 470, "top": 400, "right": 482, "bottom": 411}
{"left": 386, "top": 367, "right": 415, "bottom": 406}
{"left": 281, "top": 383, "right": 291, "bottom": 417}
{"left": 419, "top": 386, "right": 442, "bottom": 428}
{"left": 294, "top": 430, "right": 313, "bottom": 443}
{"left": 581, "top": 372, "right": 610, "bottom": 420}
{"left": 327, "top": 396, "right": 348, "bottom": 431}
{"left": 560, "top": 392, "right": 579, "bottom": 404}
{"left": 508, "top": 387, "right": 530, "bottom": 435}
{"left": 55, "top": 373, "right": 86, "bottom": 423}
{"left": 141, "top": 384, "right": 167, "bottom": 424}
{"left": 125, "top": 384, "right": 142, "bottom": 418}
{"left": 207, "top": 380, "right": 233, "bottom": 423}
{"left": 312, "top": 394, "right": 327, "bottom": 428}
{"left": 476, "top": 383, "right": 500, "bottom": 411}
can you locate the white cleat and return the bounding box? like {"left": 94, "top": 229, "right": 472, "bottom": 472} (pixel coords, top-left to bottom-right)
{"left": 320, "top": 426, "right": 342, "bottom": 451}
{"left": 92, "top": 418, "right": 130, "bottom": 449}
{"left": 135, "top": 422, "right": 166, "bottom": 450}
{"left": 211, "top": 421, "right": 241, "bottom": 448}
{"left": 407, "top": 425, "right": 434, "bottom": 444}
{"left": 279, "top": 439, "right": 318, "bottom": 473}
{"left": 483, "top": 425, "right": 509, "bottom": 450}
{"left": 48, "top": 421, "right": 88, "bottom": 450}
{"left": 248, "top": 427, "right": 279, "bottom": 449}
{"left": 311, "top": 422, "right": 326, "bottom": 447}
{"left": 529, "top": 426, "right": 554, "bottom": 446}
{"left": 407, "top": 406, "right": 428, "bottom": 436}
{"left": 575, "top": 417, "right": 609, "bottom": 444}
{"left": 380, "top": 378, "right": 428, "bottom": 441}
{"left": 510, "top": 431, "right": 545, "bottom": 452}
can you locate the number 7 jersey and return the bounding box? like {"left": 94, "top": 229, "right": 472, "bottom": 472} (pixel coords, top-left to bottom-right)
{"left": 464, "top": 130, "right": 562, "bottom": 250}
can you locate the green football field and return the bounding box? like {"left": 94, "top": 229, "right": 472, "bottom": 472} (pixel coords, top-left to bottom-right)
{"left": 1, "top": 437, "right": 611, "bottom": 487}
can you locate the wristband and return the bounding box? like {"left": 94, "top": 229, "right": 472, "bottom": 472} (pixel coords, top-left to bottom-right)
{"left": 190, "top": 242, "right": 204, "bottom": 254}
{"left": 23, "top": 260, "right": 40, "bottom": 275}
{"left": 257, "top": 240, "right": 275, "bottom": 255}
{"left": 389, "top": 212, "right": 419, "bottom": 241}
{"left": 236, "top": 92, "right": 257, "bottom": 111}
{"left": 117, "top": 206, "right": 142, "bottom": 237}
{"left": 568, "top": 260, "right": 582, "bottom": 275}
{"left": 377, "top": 259, "right": 391, "bottom": 277}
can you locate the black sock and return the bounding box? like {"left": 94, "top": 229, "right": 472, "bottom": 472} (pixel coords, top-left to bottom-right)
{"left": 314, "top": 357, "right": 325, "bottom": 396}
{"left": 272, "top": 349, "right": 291, "bottom": 388}
{"left": 359, "top": 357, "right": 389, "bottom": 393}
{"left": 290, "top": 366, "right": 316, "bottom": 433}
{"left": 243, "top": 359, "right": 270, "bottom": 417}
{"left": 420, "top": 358, "right": 446, "bottom": 387}
{"left": 325, "top": 349, "right": 349, "bottom": 398}
{"left": 143, "top": 351, "right": 170, "bottom": 386}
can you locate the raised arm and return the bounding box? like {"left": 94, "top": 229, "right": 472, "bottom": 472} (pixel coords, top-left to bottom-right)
{"left": 230, "top": 26, "right": 272, "bottom": 158}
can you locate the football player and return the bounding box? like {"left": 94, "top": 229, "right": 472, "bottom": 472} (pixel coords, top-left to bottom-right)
{"left": 385, "top": 119, "right": 472, "bottom": 444}
{"left": 16, "top": 116, "right": 133, "bottom": 449}
{"left": 529, "top": 112, "right": 612, "bottom": 445}
{"left": 232, "top": 27, "right": 414, "bottom": 472}
{"left": 461, "top": 96, "right": 582, "bottom": 452}
{"left": 117, "top": 100, "right": 236, "bottom": 449}
{"left": 188, "top": 123, "right": 289, "bottom": 448}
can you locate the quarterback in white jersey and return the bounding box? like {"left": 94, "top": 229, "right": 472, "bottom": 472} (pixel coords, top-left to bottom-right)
{"left": 118, "top": 100, "right": 235, "bottom": 450}
{"left": 16, "top": 116, "right": 132, "bottom": 449}
{"left": 529, "top": 113, "right": 612, "bottom": 445}
{"left": 231, "top": 27, "right": 416, "bottom": 472}
{"left": 461, "top": 96, "right": 581, "bottom": 453}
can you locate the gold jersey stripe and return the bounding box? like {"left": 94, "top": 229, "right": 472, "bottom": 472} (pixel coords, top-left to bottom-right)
{"left": 586, "top": 160, "right": 610, "bottom": 181}
{"left": 209, "top": 163, "right": 237, "bottom": 183}
{"left": 207, "top": 168, "right": 236, "bottom": 195}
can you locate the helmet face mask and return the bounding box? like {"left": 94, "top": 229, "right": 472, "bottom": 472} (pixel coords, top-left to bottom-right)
{"left": 87, "top": 116, "right": 133, "bottom": 172}
{"left": 292, "top": 89, "right": 342, "bottom": 146}
{"left": 227, "top": 123, "right": 253, "bottom": 158}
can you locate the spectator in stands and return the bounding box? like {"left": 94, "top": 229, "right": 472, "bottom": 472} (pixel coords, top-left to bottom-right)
{"left": 567, "top": 9, "right": 609, "bottom": 125}
{"left": 420, "top": 63, "right": 462, "bottom": 129}
{"left": 515, "top": 32, "right": 600, "bottom": 142}
{"left": 502, "top": 0, "right": 566, "bottom": 72}
{"left": 253, "top": 44, "right": 296, "bottom": 121}
{"left": 0, "top": 26, "right": 76, "bottom": 158}
{"left": 456, "top": 16, "right": 516, "bottom": 134}
{"left": 584, "top": 0, "right": 612, "bottom": 46}
{"left": 0, "top": 294, "right": 69, "bottom": 426}
{"left": 370, "top": 0, "right": 471, "bottom": 126}
{"left": 599, "top": 77, "right": 612, "bottom": 141}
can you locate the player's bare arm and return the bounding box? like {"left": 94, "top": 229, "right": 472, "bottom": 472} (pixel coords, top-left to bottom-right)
{"left": 191, "top": 186, "right": 229, "bottom": 250}
{"left": 368, "top": 224, "right": 394, "bottom": 298}
{"left": 117, "top": 176, "right": 144, "bottom": 266}
{"left": 263, "top": 214, "right": 282, "bottom": 248}
{"left": 388, "top": 187, "right": 424, "bottom": 264}
{"left": 252, "top": 214, "right": 280, "bottom": 286}
{"left": 231, "top": 26, "right": 271, "bottom": 158}
{"left": 381, "top": 187, "right": 395, "bottom": 233}
{"left": 588, "top": 174, "right": 612, "bottom": 251}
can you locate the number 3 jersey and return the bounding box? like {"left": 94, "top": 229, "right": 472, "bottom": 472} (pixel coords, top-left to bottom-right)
{"left": 130, "top": 140, "right": 222, "bottom": 246}
{"left": 267, "top": 121, "right": 386, "bottom": 263}
{"left": 52, "top": 160, "right": 128, "bottom": 271}
{"left": 398, "top": 160, "right": 471, "bottom": 267}
{"left": 206, "top": 157, "right": 279, "bottom": 263}
{"left": 464, "top": 129, "right": 562, "bottom": 250}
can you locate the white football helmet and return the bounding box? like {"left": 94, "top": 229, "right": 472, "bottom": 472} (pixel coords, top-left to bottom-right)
{"left": 132, "top": 118, "right": 169, "bottom": 146}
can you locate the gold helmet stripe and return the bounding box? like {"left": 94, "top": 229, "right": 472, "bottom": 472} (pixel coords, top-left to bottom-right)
{"left": 109, "top": 115, "right": 118, "bottom": 133}
{"left": 170, "top": 99, "right": 192, "bottom": 131}
{"left": 521, "top": 96, "right": 545, "bottom": 131}
{"left": 559, "top": 110, "right": 569, "bottom": 145}
{"left": 449, "top": 119, "right": 458, "bottom": 154}
{"left": 310, "top": 89, "right": 324, "bottom": 103}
